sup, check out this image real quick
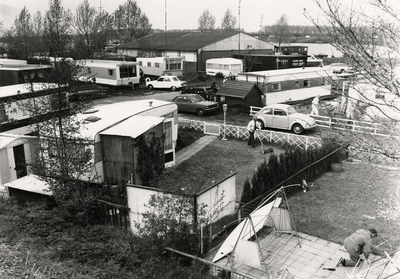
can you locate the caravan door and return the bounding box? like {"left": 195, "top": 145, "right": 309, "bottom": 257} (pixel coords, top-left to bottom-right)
{"left": 164, "top": 118, "right": 175, "bottom": 167}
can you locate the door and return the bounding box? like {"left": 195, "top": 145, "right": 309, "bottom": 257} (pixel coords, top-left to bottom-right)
{"left": 13, "top": 144, "right": 27, "bottom": 179}
{"left": 164, "top": 119, "right": 175, "bottom": 167}
{"left": 272, "top": 109, "right": 290, "bottom": 129}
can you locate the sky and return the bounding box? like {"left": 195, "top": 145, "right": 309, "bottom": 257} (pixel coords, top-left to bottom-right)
{"left": 0, "top": 0, "right": 324, "bottom": 32}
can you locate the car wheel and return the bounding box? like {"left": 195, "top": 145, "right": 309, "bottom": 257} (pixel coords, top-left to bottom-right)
{"left": 197, "top": 108, "right": 205, "bottom": 116}
{"left": 292, "top": 123, "right": 304, "bottom": 135}
{"left": 171, "top": 86, "right": 177, "bottom": 91}
{"left": 148, "top": 85, "right": 154, "bottom": 90}
{"left": 256, "top": 119, "right": 265, "bottom": 129}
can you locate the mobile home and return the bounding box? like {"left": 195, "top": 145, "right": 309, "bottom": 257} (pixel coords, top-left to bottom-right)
{"left": 137, "top": 57, "right": 184, "bottom": 78}
{"left": 77, "top": 59, "right": 140, "bottom": 87}
{"left": 205, "top": 58, "right": 243, "bottom": 77}
{"left": 74, "top": 99, "right": 179, "bottom": 184}
{"left": 0, "top": 59, "right": 51, "bottom": 87}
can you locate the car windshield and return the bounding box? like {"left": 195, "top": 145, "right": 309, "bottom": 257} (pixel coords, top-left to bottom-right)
{"left": 287, "top": 106, "right": 297, "bottom": 115}
{"left": 190, "top": 94, "right": 205, "bottom": 102}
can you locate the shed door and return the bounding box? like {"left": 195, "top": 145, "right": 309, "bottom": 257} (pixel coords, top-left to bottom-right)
{"left": 13, "top": 144, "right": 27, "bottom": 179}
{"left": 164, "top": 119, "right": 175, "bottom": 167}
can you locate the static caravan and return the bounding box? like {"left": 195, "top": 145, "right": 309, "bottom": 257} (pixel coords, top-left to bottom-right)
{"left": 206, "top": 58, "right": 243, "bottom": 77}
{"left": 0, "top": 83, "right": 69, "bottom": 135}
{"left": 136, "top": 56, "right": 184, "bottom": 78}
{"left": 0, "top": 59, "right": 51, "bottom": 87}
{"left": 77, "top": 59, "right": 140, "bottom": 87}
{"left": 75, "top": 99, "right": 179, "bottom": 184}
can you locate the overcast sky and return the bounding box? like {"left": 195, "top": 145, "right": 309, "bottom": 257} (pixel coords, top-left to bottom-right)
{"left": 1, "top": 0, "right": 325, "bottom": 32}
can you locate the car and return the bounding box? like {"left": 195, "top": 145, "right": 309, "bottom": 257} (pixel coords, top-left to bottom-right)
{"left": 171, "top": 94, "right": 219, "bottom": 116}
{"left": 330, "top": 63, "right": 349, "bottom": 74}
{"left": 254, "top": 104, "right": 317, "bottom": 135}
{"left": 146, "top": 75, "right": 186, "bottom": 91}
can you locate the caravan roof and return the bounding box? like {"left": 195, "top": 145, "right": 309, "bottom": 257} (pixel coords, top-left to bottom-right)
{"left": 78, "top": 59, "right": 139, "bottom": 68}
{"left": 206, "top": 58, "right": 242, "bottom": 64}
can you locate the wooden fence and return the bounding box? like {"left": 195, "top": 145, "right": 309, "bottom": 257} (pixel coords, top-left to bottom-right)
{"left": 91, "top": 199, "right": 130, "bottom": 230}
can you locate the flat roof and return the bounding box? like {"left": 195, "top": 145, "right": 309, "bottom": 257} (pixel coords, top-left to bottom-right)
{"left": 78, "top": 59, "right": 139, "bottom": 68}
{"left": 0, "top": 83, "right": 59, "bottom": 98}
{"left": 0, "top": 133, "right": 37, "bottom": 149}
{"left": 78, "top": 99, "right": 176, "bottom": 139}
{"left": 266, "top": 86, "right": 331, "bottom": 105}
{"left": 4, "top": 175, "right": 52, "bottom": 196}
{"left": 0, "top": 64, "right": 52, "bottom": 70}
{"left": 100, "top": 115, "right": 164, "bottom": 138}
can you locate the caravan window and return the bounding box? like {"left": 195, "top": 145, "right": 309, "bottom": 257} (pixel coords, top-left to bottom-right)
{"left": 147, "top": 62, "right": 151, "bottom": 67}
{"left": 168, "top": 60, "right": 181, "bottom": 70}
{"left": 155, "top": 63, "right": 160, "bottom": 68}
{"left": 108, "top": 69, "right": 114, "bottom": 76}
{"left": 271, "top": 83, "right": 281, "bottom": 91}
{"left": 120, "top": 66, "right": 137, "bottom": 78}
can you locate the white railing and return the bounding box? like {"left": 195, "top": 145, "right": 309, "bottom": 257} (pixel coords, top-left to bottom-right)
{"left": 178, "top": 118, "right": 323, "bottom": 150}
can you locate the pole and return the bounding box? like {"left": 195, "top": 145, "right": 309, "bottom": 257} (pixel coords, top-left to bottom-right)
{"left": 238, "top": 0, "right": 241, "bottom": 57}
{"left": 222, "top": 104, "right": 228, "bottom": 140}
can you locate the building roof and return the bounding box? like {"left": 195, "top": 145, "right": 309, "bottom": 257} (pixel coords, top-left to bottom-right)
{"left": 77, "top": 99, "right": 177, "bottom": 139}
{"left": 78, "top": 59, "right": 139, "bottom": 68}
{"left": 216, "top": 80, "right": 263, "bottom": 99}
{"left": 4, "top": 175, "right": 52, "bottom": 196}
{"left": 100, "top": 115, "right": 164, "bottom": 138}
{"left": 0, "top": 133, "right": 37, "bottom": 149}
{"left": 124, "top": 30, "right": 243, "bottom": 51}
{"left": 0, "top": 83, "right": 59, "bottom": 98}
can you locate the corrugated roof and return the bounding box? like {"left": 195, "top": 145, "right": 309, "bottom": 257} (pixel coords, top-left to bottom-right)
{"left": 4, "top": 175, "right": 52, "bottom": 196}
{"left": 216, "top": 80, "right": 263, "bottom": 99}
{"left": 100, "top": 115, "right": 164, "bottom": 138}
{"left": 125, "top": 30, "right": 241, "bottom": 51}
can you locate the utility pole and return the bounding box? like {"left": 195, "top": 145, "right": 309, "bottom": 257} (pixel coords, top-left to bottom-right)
{"left": 238, "top": 0, "right": 241, "bottom": 57}
{"left": 165, "top": 0, "right": 167, "bottom": 57}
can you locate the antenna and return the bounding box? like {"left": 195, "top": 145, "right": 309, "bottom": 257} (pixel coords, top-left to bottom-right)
{"left": 259, "top": 15, "right": 263, "bottom": 40}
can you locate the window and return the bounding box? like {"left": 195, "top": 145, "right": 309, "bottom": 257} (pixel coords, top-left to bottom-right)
{"left": 274, "top": 109, "right": 287, "bottom": 116}
{"left": 320, "top": 78, "right": 326, "bottom": 85}
{"left": 147, "top": 62, "right": 151, "bottom": 67}
{"left": 304, "top": 80, "right": 310, "bottom": 87}
{"left": 164, "top": 121, "right": 172, "bottom": 150}
{"left": 262, "top": 108, "right": 273, "bottom": 115}
{"left": 206, "top": 63, "right": 212, "bottom": 68}
{"left": 120, "top": 66, "right": 137, "bottom": 78}
{"left": 295, "top": 80, "right": 299, "bottom": 88}
{"left": 108, "top": 69, "right": 114, "bottom": 76}
{"left": 139, "top": 61, "right": 142, "bottom": 66}
{"left": 224, "top": 65, "right": 229, "bottom": 69}
{"left": 155, "top": 63, "right": 160, "bottom": 68}
{"left": 271, "top": 83, "right": 281, "bottom": 91}
{"left": 164, "top": 77, "right": 171, "bottom": 82}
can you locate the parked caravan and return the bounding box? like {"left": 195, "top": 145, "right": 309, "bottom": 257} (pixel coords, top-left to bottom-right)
{"left": 136, "top": 57, "right": 184, "bottom": 78}
{"left": 0, "top": 59, "right": 52, "bottom": 87}
{"left": 206, "top": 58, "right": 243, "bottom": 77}
{"left": 77, "top": 59, "right": 140, "bottom": 88}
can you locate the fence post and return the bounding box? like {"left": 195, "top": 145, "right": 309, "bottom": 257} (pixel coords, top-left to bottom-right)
{"left": 305, "top": 137, "right": 309, "bottom": 150}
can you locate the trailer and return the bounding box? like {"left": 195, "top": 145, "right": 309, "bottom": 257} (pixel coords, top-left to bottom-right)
{"left": 77, "top": 59, "right": 140, "bottom": 88}
{"left": 136, "top": 56, "right": 184, "bottom": 79}
{"left": 205, "top": 58, "right": 243, "bottom": 78}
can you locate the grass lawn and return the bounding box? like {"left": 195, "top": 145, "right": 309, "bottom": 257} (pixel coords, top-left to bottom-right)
{"left": 165, "top": 135, "right": 400, "bottom": 253}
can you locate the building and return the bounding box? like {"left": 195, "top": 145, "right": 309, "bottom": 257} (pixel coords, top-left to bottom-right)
{"left": 74, "top": 99, "right": 179, "bottom": 185}
{"left": 0, "top": 83, "right": 69, "bottom": 135}
{"left": 76, "top": 59, "right": 141, "bottom": 88}
{"left": 136, "top": 56, "right": 184, "bottom": 78}
{"left": 119, "top": 31, "right": 274, "bottom": 75}
{"left": 0, "top": 59, "right": 52, "bottom": 86}
{"left": 216, "top": 80, "right": 264, "bottom": 109}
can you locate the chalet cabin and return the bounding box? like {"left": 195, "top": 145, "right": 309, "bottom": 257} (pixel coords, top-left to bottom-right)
{"left": 77, "top": 59, "right": 140, "bottom": 88}
{"left": 0, "top": 83, "right": 69, "bottom": 135}
{"left": 136, "top": 56, "right": 184, "bottom": 78}
{"left": 75, "top": 99, "right": 178, "bottom": 185}
{"left": 0, "top": 59, "right": 52, "bottom": 86}
{"left": 216, "top": 80, "right": 264, "bottom": 109}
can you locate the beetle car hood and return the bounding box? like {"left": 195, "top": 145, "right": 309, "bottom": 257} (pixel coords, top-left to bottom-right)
{"left": 291, "top": 113, "right": 316, "bottom": 125}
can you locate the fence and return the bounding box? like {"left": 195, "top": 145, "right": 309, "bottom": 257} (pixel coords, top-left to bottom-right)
{"left": 178, "top": 118, "right": 323, "bottom": 150}
{"left": 90, "top": 199, "right": 130, "bottom": 230}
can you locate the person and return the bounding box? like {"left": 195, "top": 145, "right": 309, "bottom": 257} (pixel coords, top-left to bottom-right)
{"left": 310, "top": 95, "right": 320, "bottom": 115}
{"left": 340, "top": 228, "right": 386, "bottom": 267}
{"left": 247, "top": 117, "right": 259, "bottom": 148}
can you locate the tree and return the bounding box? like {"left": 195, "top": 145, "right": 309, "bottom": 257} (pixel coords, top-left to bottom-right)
{"left": 272, "top": 14, "right": 290, "bottom": 51}
{"left": 74, "top": 0, "right": 97, "bottom": 58}
{"left": 6, "top": 7, "right": 34, "bottom": 59}
{"left": 112, "top": 0, "right": 152, "bottom": 44}
{"left": 32, "top": 11, "right": 46, "bottom": 55}
{"left": 198, "top": 9, "right": 216, "bottom": 31}
{"left": 221, "top": 8, "right": 237, "bottom": 30}
{"left": 304, "top": 0, "right": 400, "bottom": 163}
{"left": 43, "top": 0, "right": 73, "bottom": 57}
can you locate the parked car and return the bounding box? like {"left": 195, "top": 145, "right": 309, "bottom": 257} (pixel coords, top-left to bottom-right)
{"left": 146, "top": 75, "right": 186, "bottom": 91}
{"left": 254, "top": 104, "right": 317, "bottom": 134}
{"left": 171, "top": 94, "right": 219, "bottom": 116}
{"left": 330, "top": 63, "right": 349, "bottom": 74}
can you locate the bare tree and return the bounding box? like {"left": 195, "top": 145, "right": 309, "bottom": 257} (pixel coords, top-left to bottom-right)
{"left": 198, "top": 9, "right": 216, "bottom": 31}
{"left": 43, "top": 0, "right": 73, "bottom": 57}
{"left": 112, "top": 0, "right": 152, "bottom": 44}
{"left": 272, "top": 14, "right": 290, "bottom": 51}
{"left": 221, "top": 8, "right": 237, "bottom": 30}
{"left": 304, "top": 0, "right": 400, "bottom": 166}
{"left": 75, "top": 0, "right": 97, "bottom": 58}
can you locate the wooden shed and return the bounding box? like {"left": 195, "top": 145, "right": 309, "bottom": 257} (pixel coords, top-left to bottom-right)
{"left": 216, "top": 80, "right": 265, "bottom": 109}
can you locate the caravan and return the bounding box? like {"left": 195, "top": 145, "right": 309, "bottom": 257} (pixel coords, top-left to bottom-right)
{"left": 206, "top": 58, "right": 243, "bottom": 78}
